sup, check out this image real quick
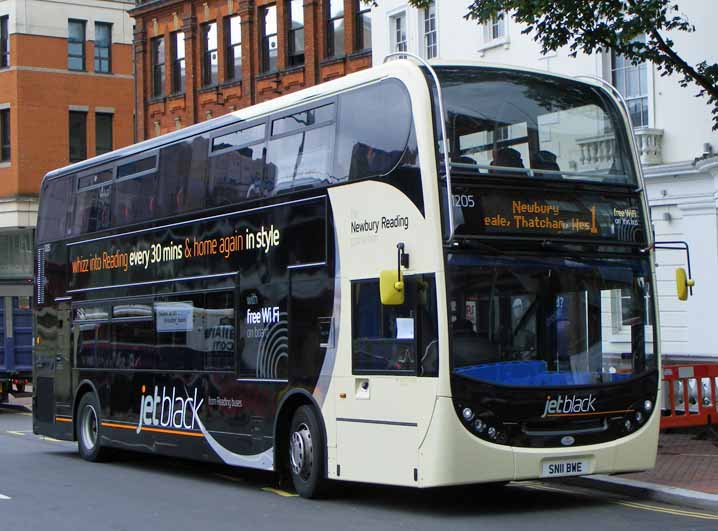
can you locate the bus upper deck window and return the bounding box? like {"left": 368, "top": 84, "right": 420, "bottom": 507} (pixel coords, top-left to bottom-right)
{"left": 38, "top": 175, "right": 72, "bottom": 242}
{"left": 335, "top": 79, "right": 412, "bottom": 182}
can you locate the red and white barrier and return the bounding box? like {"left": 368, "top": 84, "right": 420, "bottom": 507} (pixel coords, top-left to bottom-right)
{"left": 661, "top": 364, "right": 718, "bottom": 429}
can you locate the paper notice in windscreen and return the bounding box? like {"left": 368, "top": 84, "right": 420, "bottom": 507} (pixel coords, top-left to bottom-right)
{"left": 396, "top": 318, "right": 414, "bottom": 339}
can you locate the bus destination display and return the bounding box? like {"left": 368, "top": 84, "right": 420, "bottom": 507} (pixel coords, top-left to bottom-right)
{"left": 452, "top": 187, "right": 644, "bottom": 243}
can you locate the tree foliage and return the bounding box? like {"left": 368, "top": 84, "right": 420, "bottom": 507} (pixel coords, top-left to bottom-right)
{"left": 406, "top": 0, "right": 718, "bottom": 130}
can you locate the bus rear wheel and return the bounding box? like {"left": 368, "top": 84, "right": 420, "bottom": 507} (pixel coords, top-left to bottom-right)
{"left": 288, "top": 405, "right": 326, "bottom": 498}
{"left": 77, "top": 393, "right": 110, "bottom": 462}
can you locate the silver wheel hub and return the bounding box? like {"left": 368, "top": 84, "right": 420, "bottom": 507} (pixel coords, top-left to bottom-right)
{"left": 81, "top": 404, "right": 98, "bottom": 450}
{"left": 289, "top": 422, "right": 313, "bottom": 479}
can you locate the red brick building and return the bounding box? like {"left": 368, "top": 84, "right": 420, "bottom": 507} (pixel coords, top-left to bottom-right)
{"left": 130, "top": 0, "right": 373, "bottom": 140}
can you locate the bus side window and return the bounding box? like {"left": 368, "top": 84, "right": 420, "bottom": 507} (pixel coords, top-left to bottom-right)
{"left": 38, "top": 175, "right": 72, "bottom": 241}
{"left": 266, "top": 103, "right": 335, "bottom": 195}
{"left": 208, "top": 143, "right": 266, "bottom": 206}
{"left": 113, "top": 173, "right": 158, "bottom": 226}
{"left": 351, "top": 275, "right": 438, "bottom": 376}
{"left": 73, "top": 182, "right": 111, "bottom": 235}
{"left": 111, "top": 302, "right": 155, "bottom": 370}
{"left": 158, "top": 139, "right": 207, "bottom": 217}
{"left": 335, "top": 79, "right": 412, "bottom": 182}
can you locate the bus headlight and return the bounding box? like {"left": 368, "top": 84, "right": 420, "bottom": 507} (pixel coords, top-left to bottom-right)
{"left": 644, "top": 400, "right": 653, "bottom": 412}
{"left": 473, "top": 418, "right": 486, "bottom": 433}
{"left": 462, "top": 407, "right": 475, "bottom": 422}
{"left": 624, "top": 419, "right": 633, "bottom": 432}
{"left": 635, "top": 411, "right": 644, "bottom": 424}
{"left": 487, "top": 427, "right": 497, "bottom": 440}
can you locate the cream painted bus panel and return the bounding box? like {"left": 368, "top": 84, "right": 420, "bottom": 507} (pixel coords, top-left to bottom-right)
{"left": 337, "top": 421, "right": 418, "bottom": 486}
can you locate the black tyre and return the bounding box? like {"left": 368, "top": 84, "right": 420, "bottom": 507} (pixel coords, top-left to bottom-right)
{"left": 288, "top": 405, "right": 327, "bottom": 498}
{"left": 76, "top": 393, "right": 110, "bottom": 462}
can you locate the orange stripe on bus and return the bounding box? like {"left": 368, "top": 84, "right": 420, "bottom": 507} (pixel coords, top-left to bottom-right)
{"left": 55, "top": 417, "right": 73, "bottom": 423}
{"left": 101, "top": 422, "right": 205, "bottom": 438}
{"left": 545, "top": 409, "right": 634, "bottom": 418}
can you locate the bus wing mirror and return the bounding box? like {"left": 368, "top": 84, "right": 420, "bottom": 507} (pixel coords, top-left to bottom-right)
{"left": 380, "top": 270, "right": 405, "bottom": 306}
{"left": 675, "top": 267, "right": 695, "bottom": 301}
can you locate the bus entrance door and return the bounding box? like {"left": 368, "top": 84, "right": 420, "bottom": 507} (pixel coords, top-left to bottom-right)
{"left": 335, "top": 275, "right": 438, "bottom": 486}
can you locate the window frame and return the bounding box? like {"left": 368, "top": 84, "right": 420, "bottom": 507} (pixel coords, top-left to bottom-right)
{"left": 224, "top": 15, "right": 242, "bottom": 82}
{"left": 170, "top": 31, "right": 186, "bottom": 94}
{"left": 0, "top": 15, "right": 9, "bottom": 68}
{"left": 325, "top": 0, "right": 345, "bottom": 58}
{"left": 354, "top": 0, "right": 371, "bottom": 52}
{"left": 611, "top": 40, "right": 650, "bottom": 128}
{"left": 0, "top": 108, "right": 9, "bottom": 162}
{"left": 151, "top": 36, "right": 166, "bottom": 98}
{"left": 94, "top": 21, "right": 112, "bottom": 73}
{"left": 68, "top": 19, "right": 86, "bottom": 72}
{"left": 69, "top": 110, "right": 88, "bottom": 163}
{"left": 95, "top": 112, "right": 113, "bottom": 156}
{"left": 478, "top": 11, "right": 509, "bottom": 51}
{"left": 287, "top": 0, "right": 305, "bottom": 67}
{"left": 389, "top": 11, "right": 407, "bottom": 53}
{"left": 422, "top": 3, "right": 437, "bottom": 60}
{"left": 260, "top": 4, "right": 278, "bottom": 74}
{"left": 201, "top": 21, "right": 219, "bottom": 87}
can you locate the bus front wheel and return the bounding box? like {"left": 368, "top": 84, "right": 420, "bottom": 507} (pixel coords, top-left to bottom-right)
{"left": 77, "top": 393, "right": 110, "bottom": 462}
{"left": 288, "top": 405, "right": 326, "bottom": 498}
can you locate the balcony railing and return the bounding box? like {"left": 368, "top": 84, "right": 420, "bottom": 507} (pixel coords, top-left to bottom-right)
{"left": 576, "top": 128, "right": 664, "bottom": 169}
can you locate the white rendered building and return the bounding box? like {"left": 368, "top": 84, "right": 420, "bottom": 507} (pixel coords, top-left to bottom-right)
{"left": 371, "top": 1, "right": 718, "bottom": 362}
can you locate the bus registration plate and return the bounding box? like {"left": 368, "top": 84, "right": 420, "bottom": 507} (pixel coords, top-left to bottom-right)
{"left": 541, "top": 459, "right": 589, "bottom": 478}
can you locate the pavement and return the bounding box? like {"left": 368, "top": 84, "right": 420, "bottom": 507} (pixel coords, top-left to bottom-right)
{"left": 569, "top": 429, "right": 718, "bottom": 511}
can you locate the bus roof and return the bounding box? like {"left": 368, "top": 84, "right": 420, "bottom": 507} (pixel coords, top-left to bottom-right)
{"left": 42, "top": 59, "right": 608, "bottom": 184}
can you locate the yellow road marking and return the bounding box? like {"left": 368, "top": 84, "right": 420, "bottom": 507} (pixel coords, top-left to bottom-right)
{"left": 19, "top": 412, "right": 32, "bottom": 417}
{"left": 39, "top": 436, "right": 64, "bottom": 442}
{"left": 7, "top": 431, "right": 28, "bottom": 436}
{"left": 521, "top": 481, "right": 718, "bottom": 521}
{"left": 214, "top": 473, "right": 245, "bottom": 483}
{"left": 617, "top": 501, "right": 718, "bottom": 520}
{"left": 261, "top": 487, "right": 298, "bottom": 497}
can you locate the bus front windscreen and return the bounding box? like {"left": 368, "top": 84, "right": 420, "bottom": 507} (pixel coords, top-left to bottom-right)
{"left": 435, "top": 66, "right": 637, "bottom": 186}
{"left": 447, "top": 254, "right": 656, "bottom": 387}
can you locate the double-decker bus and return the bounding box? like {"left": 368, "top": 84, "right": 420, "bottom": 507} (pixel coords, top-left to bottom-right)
{"left": 34, "top": 58, "right": 682, "bottom": 498}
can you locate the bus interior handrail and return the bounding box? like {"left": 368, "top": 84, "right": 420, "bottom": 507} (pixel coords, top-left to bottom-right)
{"left": 383, "top": 52, "right": 455, "bottom": 242}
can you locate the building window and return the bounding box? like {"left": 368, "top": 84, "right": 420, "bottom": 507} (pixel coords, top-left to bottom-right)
{"left": 260, "top": 5, "right": 278, "bottom": 73}
{"left": 0, "top": 109, "right": 9, "bottom": 162}
{"left": 1, "top": 16, "right": 9, "bottom": 68}
{"left": 94, "top": 22, "right": 112, "bottom": 73}
{"left": 171, "top": 31, "right": 185, "bottom": 93}
{"left": 612, "top": 36, "right": 649, "bottom": 128}
{"left": 68, "top": 20, "right": 86, "bottom": 71}
{"left": 287, "top": 0, "right": 305, "bottom": 67}
{"left": 423, "top": 3, "right": 437, "bottom": 59}
{"left": 69, "top": 111, "right": 87, "bottom": 163}
{"left": 224, "top": 16, "right": 241, "bottom": 82}
{"left": 151, "top": 36, "right": 165, "bottom": 98}
{"left": 480, "top": 11, "right": 507, "bottom": 48}
{"left": 390, "top": 12, "right": 407, "bottom": 53}
{"left": 355, "top": 0, "right": 371, "bottom": 52}
{"left": 201, "top": 21, "right": 218, "bottom": 86}
{"left": 96, "top": 113, "right": 113, "bottom": 156}
{"left": 326, "top": 0, "right": 344, "bottom": 58}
